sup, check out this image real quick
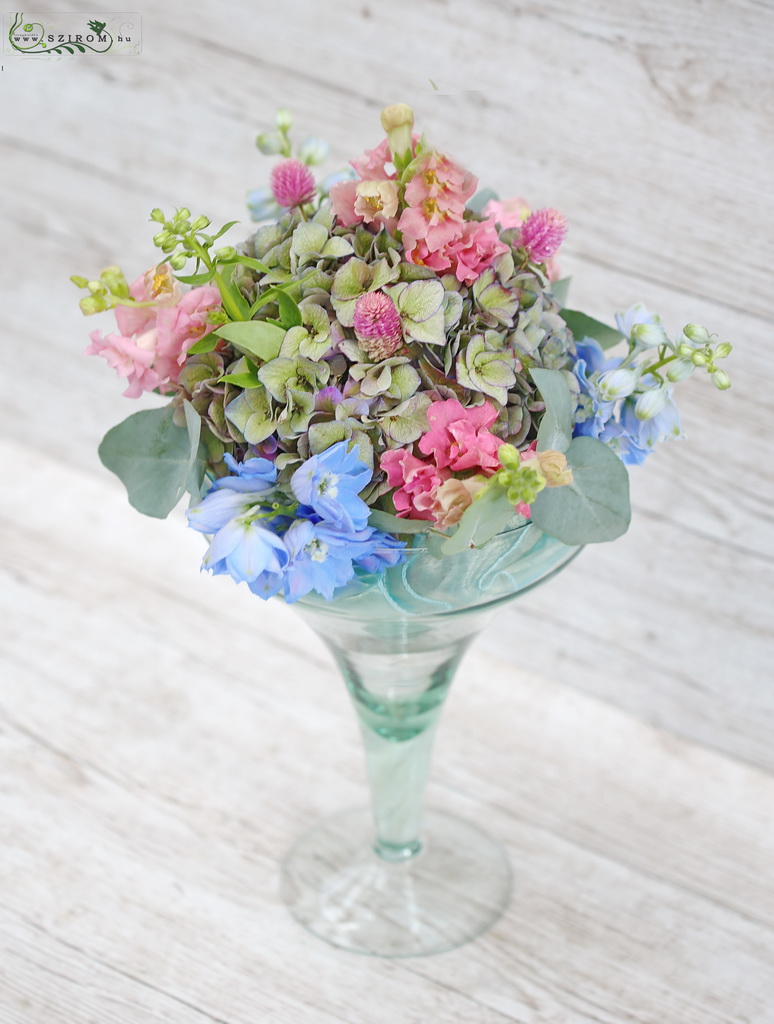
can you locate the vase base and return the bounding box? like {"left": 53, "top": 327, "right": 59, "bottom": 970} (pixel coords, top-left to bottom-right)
{"left": 280, "top": 807, "right": 512, "bottom": 957}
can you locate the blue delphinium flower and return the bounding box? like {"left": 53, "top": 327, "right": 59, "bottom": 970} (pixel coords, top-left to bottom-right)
{"left": 187, "top": 455, "right": 287, "bottom": 587}
{"left": 290, "top": 440, "right": 371, "bottom": 533}
{"left": 573, "top": 338, "right": 626, "bottom": 438}
{"left": 354, "top": 530, "right": 407, "bottom": 574}
{"left": 246, "top": 186, "right": 282, "bottom": 223}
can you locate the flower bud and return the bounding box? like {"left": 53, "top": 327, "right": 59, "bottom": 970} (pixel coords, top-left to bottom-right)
{"left": 150, "top": 208, "right": 165, "bottom": 223}
{"left": 153, "top": 230, "right": 171, "bottom": 246}
{"left": 535, "top": 449, "right": 573, "bottom": 487}
{"left": 70, "top": 274, "right": 89, "bottom": 289}
{"left": 275, "top": 108, "right": 293, "bottom": 131}
{"left": 597, "top": 367, "right": 638, "bottom": 400}
{"left": 100, "top": 265, "right": 129, "bottom": 298}
{"left": 635, "top": 387, "right": 669, "bottom": 420}
{"left": 691, "top": 351, "right": 708, "bottom": 366}
{"left": 711, "top": 368, "right": 731, "bottom": 390}
{"left": 380, "top": 103, "right": 414, "bottom": 164}
{"left": 191, "top": 214, "right": 210, "bottom": 231}
{"left": 298, "top": 136, "right": 331, "bottom": 166}
{"left": 632, "top": 322, "right": 668, "bottom": 347}
{"left": 79, "top": 295, "right": 108, "bottom": 315}
{"left": 255, "top": 132, "right": 285, "bottom": 155}
{"left": 176, "top": 207, "right": 191, "bottom": 221}
{"left": 87, "top": 280, "right": 104, "bottom": 294}
{"left": 169, "top": 253, "right": 187, "bottom": 270}
{"left": 214, "top": 246, "right": 238, "bottom": 260}
{"left": 677, "top": 342, "right": 696, "bottom": 358}
{"left": 497, "top": 443, "right": 521, "bottom": 470}
{"left": 683, "top": 323, "right": 711, "bottom": 344}
{"left": 713, "top": 341, "right": 732, "bottom": 360}
{"left": 666, "top": 358, "right": 695, "bottom": 382}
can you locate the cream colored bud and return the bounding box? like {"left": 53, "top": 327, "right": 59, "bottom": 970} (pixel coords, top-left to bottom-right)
{"left": 535, "top": 449, "right": 573, "bottom": 488}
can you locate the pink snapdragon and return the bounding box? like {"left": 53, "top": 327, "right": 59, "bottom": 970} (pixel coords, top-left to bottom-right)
{"left": 418, "top": 398, "right": 504, "bottom": 473}
{"left": 447, "top": 220, "right": 509, "bottom": 285}
{"left": 86, "top": 281, "right": 222, "bottom": 398}
{"left": 270, "top": 158, "right": 316, "bottom": 208}
{"left": 398, "top": 152, "right": 477, "bottom": 256}
{"left": 519, "top": 207, "right": 567, "bottom": 263}
{"left": 380, "top": 449, "right": 449, "bottom": 521}
{"left": 114, "top": 263, "right": 181, "bottom": 337}
{"left": 351, "top": 138, "right": 396, "bottom": 181}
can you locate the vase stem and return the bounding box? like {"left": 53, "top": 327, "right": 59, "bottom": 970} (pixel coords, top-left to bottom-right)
{"left": 333, "top": 636, "right": 471, "bottom": 862}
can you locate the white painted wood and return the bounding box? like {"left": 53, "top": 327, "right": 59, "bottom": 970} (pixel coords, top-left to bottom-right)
{"left": 1, "top": 0, "right": 774, "bottom": 1017}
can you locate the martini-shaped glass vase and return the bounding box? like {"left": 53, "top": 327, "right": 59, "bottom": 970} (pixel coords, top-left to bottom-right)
{"left": 280, "top": 522, "right": 580, "bottom": 957}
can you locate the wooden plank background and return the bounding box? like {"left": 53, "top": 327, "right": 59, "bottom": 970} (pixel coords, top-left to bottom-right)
{"left": 1, "top": 2, "right": 773, "bottom": 1021}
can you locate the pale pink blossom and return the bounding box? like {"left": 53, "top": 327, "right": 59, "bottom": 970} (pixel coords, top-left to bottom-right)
{"left": 399, "top": 152, "right": 477, "bottom": 259}
{"left": 85, "top": 327, "right": 160, "bottom": 398}
{"left": 329, "top": 179, "right": 360, "bottom": 227}
{"left": 270, "top": 158, "right": 316, "bottom": 208}
{"left": 351, "top": 138, "right": 395, "bottom": 180}
{"left": 353, "top": 291, "right": 403, "bottom": 360}
{"left": 354, "top": 179, "right": 400, "bottom": 231}
{"left": 380, "top": 449, "right": 450, "bottom": 521}
{"left": 86, "top": 284, "right": 222, "bottom": 397}
{"left": 431, "top": 476, "right": 487, "bottom": 530}
{"left": 483, "top": 196, "right": 531, "bottom": 230}
{"left": 418, "top": 398, "right": 505, "bottom": 473}
{"left": 115, "top": 263, "right": 181, "bottom": 337}
{"left": 447, "top": 220, "right": 509, "bottom": 285}
{"left": 519, "top": 207, "right": 567, "bottom": 263}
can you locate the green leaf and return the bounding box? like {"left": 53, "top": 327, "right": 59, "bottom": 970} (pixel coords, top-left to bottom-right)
{"left": 217, "top": 255, "right": 272, "bottom": 275}
{"left": 551, "top": 276, "right": 571, "bottom": 306}
{"left": 218, "top": 371, "right": 261, "bottom": 388}
{"left": 560, "top": 309, "right": 624, "bottom": 350}
{"left": 98, "top": 401, "right": 201, "bottom": 519}
{"left": 186, "top": 335, "right": 219, "bottom": 355}
{"left": 440, "top": 481, "right": 516, "bottom": 556}
{"left": 277, "top": 290, "right": 303, "bottom": 328}
{"left": 531, "top": 368, "right": 573, "bottom": 453}
{"left": 368, "top": 510, "right": 431, "bottom": 535}
{"left": 211, "top": 220, "right": 240, "bottom": 240}
{"left": 215, "top": 320, "right": 286, "bottom": 361}
{"left": 174, "top": 269, "right": 216, "bottom": 286}
{"left": 530, "top": 436, "right": 631, "bottom": 544}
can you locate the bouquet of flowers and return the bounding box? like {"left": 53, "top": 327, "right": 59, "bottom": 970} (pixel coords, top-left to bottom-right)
{"left": 73, "top": 104, "right": 732, "bottom": 603}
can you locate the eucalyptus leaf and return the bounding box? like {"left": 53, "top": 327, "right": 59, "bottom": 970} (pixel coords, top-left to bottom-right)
{"left": 530, "top": 367, "right": 573, "bottom": 453}
{"left": 550, "top": 276, "right": 571, "bottom": 306}
{"left": 530, "top": 436, "right": 631, "bottom": 544}
{"left": 368, "top": 510, "right": 432, "bottom": 535}
{"left": 560, "top": 309, "right": 624, "bottom": 350}
{"left": 466, "top": 187, "right": 499, "bottom": 214}
{"left": 98, "top": 401, "right": 201, "bottom": 519}
{"left": 440, "top": 481, "right": 516, "bottom": 556}
{"left": 215, "top": 320, "right": 286, "bottom": 361}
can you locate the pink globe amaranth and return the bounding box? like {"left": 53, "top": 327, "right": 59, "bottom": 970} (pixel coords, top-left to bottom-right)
{"left": 270, "top": 158, "right": 316, "bottom": 208}
{"left": 352, "top": 290, "right": 404, "bottom": 361}
{"left": 519, "top": 207, "right": 567, "bottom": 263}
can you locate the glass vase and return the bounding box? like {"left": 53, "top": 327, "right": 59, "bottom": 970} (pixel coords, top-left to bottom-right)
{"left": 280, "top": 521, "right": 581, "bottom": 957}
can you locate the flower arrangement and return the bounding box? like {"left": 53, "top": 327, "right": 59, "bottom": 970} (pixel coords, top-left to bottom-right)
{"left": 73, "top": 104, "right": 732, "bottom": 603}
